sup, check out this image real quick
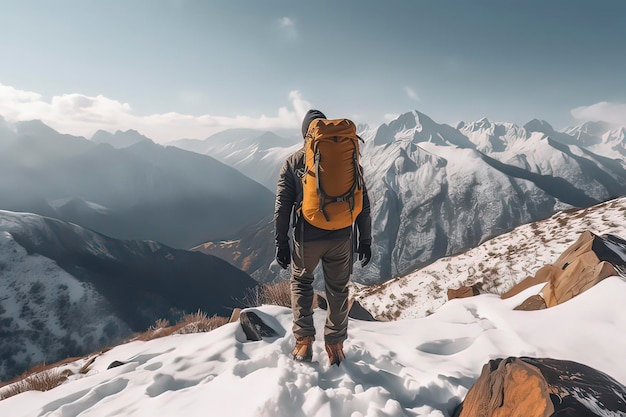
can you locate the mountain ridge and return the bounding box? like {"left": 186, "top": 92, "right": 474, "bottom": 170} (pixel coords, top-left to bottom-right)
{"left": 0, "top": 209, "right": 257, "bottom": 380}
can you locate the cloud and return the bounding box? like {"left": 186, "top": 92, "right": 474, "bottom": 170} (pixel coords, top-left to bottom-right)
{"left": 288, "top": 90, "right": 312, "bottom": 122}
{"left": 280, "top": 17, "right": 294, "bottom": 27}
{"left": 405, "top": 86, "right": 419, "bottom": 101}
{"left": 571, "top": 101, "right": 626, "bottom": 125}
{"left": 0, "top": 83, "right": 309, "bottom": 143}
{"left": 278, "top": 16, "right": 297, "bottom": 41}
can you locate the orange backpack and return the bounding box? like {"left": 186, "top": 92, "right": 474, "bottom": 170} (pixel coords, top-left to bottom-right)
{"left": 300, "top": 118, "right": 364, "bottom": 230}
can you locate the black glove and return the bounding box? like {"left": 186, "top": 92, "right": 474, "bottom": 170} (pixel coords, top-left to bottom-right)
{"left": 357, "top": 243, "right": 371, "bottom": 267}
{"left": 276, "top": 245, "right": 291, "bottom": 269}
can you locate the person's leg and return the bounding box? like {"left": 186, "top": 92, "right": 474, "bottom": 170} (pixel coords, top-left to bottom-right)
{"left": 290, "top": 239, "right": 325, "bottom": 339}
{"left": 321, "top": 238, "right": 352, "bottom": 344}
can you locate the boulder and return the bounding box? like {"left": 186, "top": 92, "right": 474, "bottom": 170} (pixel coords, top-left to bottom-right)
{"left": 501, "top": 265, "right": 559, "bottom": 300}
{"left": 348, "top": 300, "right": 377, "bottom": 321}
{"left": 453, "top": 357, "right": 626, "bottom": 417}
{"left": 316, "top": 293, "right": 377, "bottom": 321}
{"left": 228, "top": 308, "right": 242, "bottom": 323}
{"left": 513, "top": 295, "right": 547, "bottom": 311}
{"left": 448, "top": 283, "right": 483, "bottom": 301}
{"left": 512, "top": 231, "right": 624, "bottom": 309}
{"left": 239, "top": 310, "right": 279, "bottom": 341}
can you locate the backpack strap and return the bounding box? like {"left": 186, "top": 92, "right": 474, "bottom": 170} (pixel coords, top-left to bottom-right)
{"left": 292, "top": 152, "right": 305, "bottom": 227}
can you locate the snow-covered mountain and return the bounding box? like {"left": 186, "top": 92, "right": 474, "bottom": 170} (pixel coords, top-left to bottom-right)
{"left": 0, "top": 118, "right": 275, "bottom": 249}
{"left": 354, "top": 196, "right": 626, "bottom": 320}
{"left": 0, "top": 210, "right": 257, "bottom": 381}
{"left": 199, "top": 111, "right": 626, "bottom": 284}
{"left": 526, "top": 119, "right": 626, "bottom": 166}
{"left": 459, "top": 117, "right": 626, "bottom": 201}
{"left": 169, "top": 129, "right": 301, "bottom": 191}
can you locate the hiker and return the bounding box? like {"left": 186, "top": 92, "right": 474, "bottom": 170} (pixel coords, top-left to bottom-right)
{"left": 274, "top": 109, "right": 372, "bottom": 366}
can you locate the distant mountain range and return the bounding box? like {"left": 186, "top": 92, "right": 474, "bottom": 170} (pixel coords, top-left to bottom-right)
{"left": 1, "top": 111, "right": 624, "bottom": 285}
{"left": 184, "top": 111, "right": 626, "bottom": 284}
{"left": 0, "top": 118, "right": 275, "bottom": 249}
{"left": 170, "top": 128, "right": 301, "bottom": 191}
{"left": 0, "top": 210, "right": 256, "bottom": 381}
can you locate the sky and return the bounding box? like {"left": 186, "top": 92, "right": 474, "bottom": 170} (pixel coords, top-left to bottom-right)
{"left": 1, "top": 0, "right": 626, "bottom": 143}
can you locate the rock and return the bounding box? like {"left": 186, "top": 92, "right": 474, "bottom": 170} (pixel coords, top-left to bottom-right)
{"left": 348, "top": 300, "right": 377, "bottom": 321}
{"left": 316, "top": 292, "right": 328, "bottom": 310}
{"left": 513, "top": 295, "right": 547, "bottom": 311}
{"left": 228, "top": 308, "right": 242, "bottom": 323}
{"left": 314, "top": 293, "right": 376, "bottom": 321}
{"left": 448, "top": 283, "right": 483, "bottom": 301}
{"left": 501, "top": 265, "right": 559, "bottom": 300}
{"left": 453, "top": 357, "right": 626, "bottom": 417}
{"left": 106, "top": 360, "right": 127, "bottom": 370}
{"left": 509, "top": 231, "right": 624, "bottom": 309}
{"left": 239, "top": 310, "right": 279, "bottom": 341}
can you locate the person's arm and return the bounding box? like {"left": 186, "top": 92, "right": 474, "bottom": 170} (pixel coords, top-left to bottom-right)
{"left": 274, "top": 158, "right": 296, "bottom": 248}
{"left": 355, "top": 181, "right": 372, "bottom": 267}
{"left": 356, "top": 183, "right": 372, "bottom": 246}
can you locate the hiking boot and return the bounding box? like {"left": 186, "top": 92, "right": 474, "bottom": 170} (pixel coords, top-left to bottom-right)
{"left": 291, "top": 336, "right": 314, "bottom": 362}
{"left": 325, "top": 341, "right": 345, "bottom": 366}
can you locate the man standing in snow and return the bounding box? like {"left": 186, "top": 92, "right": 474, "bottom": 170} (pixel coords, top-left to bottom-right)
{"left": 274, "top": 109, "right": 372, "bottom": 366}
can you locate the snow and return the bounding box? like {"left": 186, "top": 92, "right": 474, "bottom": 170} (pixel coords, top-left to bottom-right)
{"left": 1, "top": 276, "right": 625, "bottom": 416}
{"left": 0, "top": 214, "right": 131, "bottom": 377}
{"left": 354, "top": 196, "right": 626, "bottom": 320}
{"left": 1, "top": 199, "right": 626, "bottom": 416}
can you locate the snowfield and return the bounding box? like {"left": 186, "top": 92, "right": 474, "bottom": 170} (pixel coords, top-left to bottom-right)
{"left": 1, "top": 276, "right": 626, "bottom": 416}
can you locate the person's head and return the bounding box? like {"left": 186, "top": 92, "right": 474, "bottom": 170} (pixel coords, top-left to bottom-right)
{"left": 301, "top": 109, "right": 326, "bottom": 139}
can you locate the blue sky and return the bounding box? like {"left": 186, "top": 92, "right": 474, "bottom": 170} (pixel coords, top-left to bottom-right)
{"left": 1, "top": 0, "right": 625, "bottom": 142}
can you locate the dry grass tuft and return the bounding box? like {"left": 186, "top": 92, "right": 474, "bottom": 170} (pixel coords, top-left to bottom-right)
{"left": 1, "top": 367, "right": 70, "bottom": 400}
{"left": 242, "top": 280, "right": 292, "bottom": 308}
{"left": 175, "top": 311, "right": 229, "bottom": 334}
{"left": 135, "top": 311, "right": 229, "bottom": 342}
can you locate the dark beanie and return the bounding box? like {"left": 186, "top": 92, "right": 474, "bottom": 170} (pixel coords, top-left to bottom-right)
{"left": 301, "top": 109, "right": 327, "bottom": 138}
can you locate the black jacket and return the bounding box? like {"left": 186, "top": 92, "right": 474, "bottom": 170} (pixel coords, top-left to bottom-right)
{"left": 273, "top": 147, "right": 372, "bottom": 248}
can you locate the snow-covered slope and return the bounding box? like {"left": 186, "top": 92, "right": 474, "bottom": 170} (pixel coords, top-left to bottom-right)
{"left": 169, "top": 129, "right": 301, "bottom": 191}
{"left": 530, "top": 119, "right": 626, "bottom": 167}
{"left": 460, "top": 119, "right": 624, "bottom": 200}
{"left": 0, "top": 230, "right": 129, "bottom": 380}
{"left": 0, "top": 210, "right": 257, "bottom": 381}
{"left": 355, "top": 196, "right": 626, "bottom": 320}
{"left": 1, "top": 277, "right": 625, "bottom": 416}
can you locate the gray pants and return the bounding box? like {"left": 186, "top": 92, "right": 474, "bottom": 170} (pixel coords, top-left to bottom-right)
{"left": 291, "top": 238, "right": 353, "bottom": 344}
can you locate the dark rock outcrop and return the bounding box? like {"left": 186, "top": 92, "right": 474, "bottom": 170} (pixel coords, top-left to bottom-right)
{"left": 453, "top": 357, "right": 626, "bottom": 416}
{"left": 316, "top": 293, "right": 377, "bottom": 321}
{"left": 239, "top": 310, "right": 280, "bottom": 341}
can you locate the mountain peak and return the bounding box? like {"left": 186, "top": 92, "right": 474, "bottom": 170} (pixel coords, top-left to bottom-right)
{"left": 461, "top": 117, "right": 494, "bottom": 132}
{"left": 15, "top": 119, "right": 60, "bottom": 137}
{"left": 92, "top": 129, "right": 153, "bottom": 149}
{"left": 524, "top": 119, "right": 555, "bottom": 134}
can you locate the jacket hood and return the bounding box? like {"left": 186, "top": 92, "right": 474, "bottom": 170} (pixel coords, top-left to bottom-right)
{"left": 301, "top": 109, "right": 327, "bottom": 138}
